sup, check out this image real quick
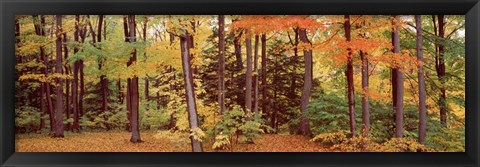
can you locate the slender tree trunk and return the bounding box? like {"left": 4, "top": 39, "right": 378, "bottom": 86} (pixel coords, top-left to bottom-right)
{"left": 390, "top": 19, "right": 399, "bottom": 135}
{"left": 415, "top": 15, "right": 427, "bottom": 144}
{"left": 233, "top": 28, "right": 244, "bottom": 109}
{"left": 361, "top": 51, "right": 370, "bottom": 136}
{"left": 53, "top": 15, "right": 64, "bottom": 138}
{"left": 79, "top": 60, "right": 85, "bottom": 117}
{"left": 98, "top": 15, "right": 108, "bottom": 113}
{"left": 289, "top": 28, "right": 299, "bottom": 107}
{"left": 261, "top": 34, "right": 267, "bottom": 121}
{"left": 271, "top": 55, "right": 279, "bottom": 130}
{"left": 253, "top": 35, "right": 259, "bottom": 121}
{"left": 392, "top": 15, "right": 404, "bottom": 138}
{"left": 72, "top": 15, "right": 81, "bottom": 132}
{"left": 79, "top": 19, "right": 86, "bottom": 118}
{"left": 127, "top": 15, "right": 141, "bottom": 143}
{"left": 168, "top": 66, "right": 177, "bottom": 130}
{"left": 436, "top": 15, "right": 447, "bottom": 126}
{"left": 245, "top": 32, "right": 253, "bottom": 118}
{"left": 123, "top": 16, "right": 132, "bottom": 132}
{"left": 344, "top": 15, "right": 356, "bottom": 136}
{"left": 63, "top": 29, "right": 71, "bottom": 131}
{"left": 298, "top": 28, "right": 312, "bottom": 136}
{"left": 118, "top": 79, "right": 123, "bottom": 103}
{"left": 180, "top": 29, "right": 203, "bottom": 152}
{"left": 218, "top": 15, "right": 226, "bottom": 115}
{"left": 143, "top": 18, "right": 149, "bottom": 101}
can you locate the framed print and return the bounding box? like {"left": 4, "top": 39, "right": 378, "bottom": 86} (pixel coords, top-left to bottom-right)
{"left": 1, "top": 0, "right": 479, "bottom": 166}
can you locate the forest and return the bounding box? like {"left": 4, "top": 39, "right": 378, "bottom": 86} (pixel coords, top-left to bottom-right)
{"left": 14, "top": 15, "right": 465, "bottom": 152}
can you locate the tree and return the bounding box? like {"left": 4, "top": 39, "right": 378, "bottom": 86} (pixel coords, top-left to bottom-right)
{"left": 53, "top": 15, "right": 64, "bottom": 138}
{"left": 261, "top": 34, "right": 267, "bottom": 122}
{"left": 142, "top": 16, "right": 150, "bottom": 101}
{"left": 33, "top": 15, "right": 55, "bottom": 132}
{"left": 218, "top": 15, "right": 226, "bottom": 115}
{"left": 253, "top": 35, "right": 260, "bottom": 121}
{"left": 298, "top": 28, "right": 312, "bottom": 136}
{"left": 180, "top": 27, "right": 203, "bottom": 152}
{"left": 433, "top": 15, "right": 447, "bottom": 126}
{"left": 98, "top": 15, "right": 109, "bottom": 113}
{"left": 416, "top": 15, "right": 427, "bottom": 144}
{"left": 360, "top": 50, "right": 369, "bottom": 136}
{"left": 392, "top": 15, "right": 404, "bottom": 138}
{"left": 72, "top": 15, "right": 81, "bottom": 132}
{"left": 344, "top": 15, "right": 356, "bottom": 136}
{"left": 245, "top": 32, "right": 253, "bottom": 118}
{"left": 63, "top": 19, "right": 71, "bottom": 131}
{"left": 126, "top": 15, "right": 142, "bottom": 143}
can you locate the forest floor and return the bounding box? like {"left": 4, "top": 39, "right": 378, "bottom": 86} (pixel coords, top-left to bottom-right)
{"left": 16, "top": 130, "right": 330, "bottom": 152}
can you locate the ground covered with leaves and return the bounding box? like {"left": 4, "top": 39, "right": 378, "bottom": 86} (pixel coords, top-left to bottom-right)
{"left": 16, "top": 130, "right": 328, "bottom": 152}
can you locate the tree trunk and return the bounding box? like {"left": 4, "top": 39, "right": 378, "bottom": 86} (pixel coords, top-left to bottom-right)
{"left": 180, "top": 29, "right": 203, "bottom": 152}
{"left": 53, "top": 15, "right": 64, "bottom": 138}
{"left": 233, "top": 28, "right": 244, "bottom": 109}
{"left": 361, "top": 51, "right": 369, "bottom": 136}
{"left": 253, "top": 35, "right": 260, "bottom": 121}
{"left": 63, "top": 29, "right": 71, "bottom": 131}
{"left": 33, "top": 15, "right": 55, "bottom": 132}
{"left": 98, "top": 15, "right": 108, "bottom": 113}
{"left": 436, "top": 15, "right": 447, "bottom": 126}
{"left": 245, "top": 32, "right": 253, "bottom": 118}
{"left": 390, "top": 30, "right": 398, "bottom": 135}
{"left": 392, "top": 15, "right": 404, "bottom": 138}
{"left": 261, "top": 34, "right": 267, "bottom": 121}
{"left": 143, "top": 17, "right": 149, "bottom": 101}
{"left": 344, "top": 15, "right": 356, "bottom": 136}
{"left": 123, "top": 16, "right": 132, "bottom": 132}
{"left": 79, "top": 18, "right": 86, "bottom": 118}
{"left": 415, "top": 15, "right": 427, "bottom": 144}
{"left": 289, "top": 28, "right": 299, "bottom": 107}
{"left": 127, "top": 15, "right": 142, "bottom": 143}
{"left": 298, "top": 28, "right": 312, "bottom": 136}
{"left": 72, "top": 15, "right": 81, "bottom": 132}
{"left": 79, "top": 60, "right": 85, "bottom": 117}
{"left": 218, "top": 15, "right": 226, "bottom": 115}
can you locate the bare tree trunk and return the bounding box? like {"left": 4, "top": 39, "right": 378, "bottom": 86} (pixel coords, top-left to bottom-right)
{"left": 72, "top": 15, "right": 81, "bottom": 132}
{"left": 253, "top": 35, "right": 259, "bottom": 121}
{"left": 180, "top": 29, "right": 203, "bottom": 152}
{"left": 392, "top": 15, "right": 404, "bottom": 138}
{"left": 98, "top": 15, "right": 108, "bottom": 113}
{"left": 436, "top": 15, "right": 447, "bottom": 126}
{"left": 218, "top": 15, "right": 226, "bottom": 115}
{"left": 79, "top": 18, "right": 86, "bottom": 118}
{"left": 79, "top": 60, "right": 84, "bottom": 117}
{"left": 261, "top": 34, "right": 267, "bottom": 122}
{"left": 361, "top": 51, "right": 369, "bottom": 136}
{"left": 245, "top": 32, "right": 253, "bottom": 118}
{"left": 416, "top": 15, "right": 427, "bottom": 143}
{"left": 344, "top": 15, "right": 356, "bottom": 136}
{"left": 289, "top": 28, "right": 299, "bottom": 108}
{"left": 63, "top": 28, "right": 71, "bottom": 131}
{"left": 127, "top": 15, "right": 142, "bottom": 143}
{"left": 53, "top": 15, "right": 64, "bottom": 138}
{"left": 391, "top": 25, "right": 398, "bottom": 134}
{"left": 298, "top": 28, "right": 312, "bottom": 136}
{"left": 233, "top": 27, "right": 244, "bottom": 110}
{"left": 143, "top": 17, "right": 149, "bottom": 101}
{"left": 123, "top": 16, "right": 132, "bottom": 132}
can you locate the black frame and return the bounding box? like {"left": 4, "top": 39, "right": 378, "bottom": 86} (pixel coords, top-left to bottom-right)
{"left": 1, "top": 0, "right": 478, "bottom": 166}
